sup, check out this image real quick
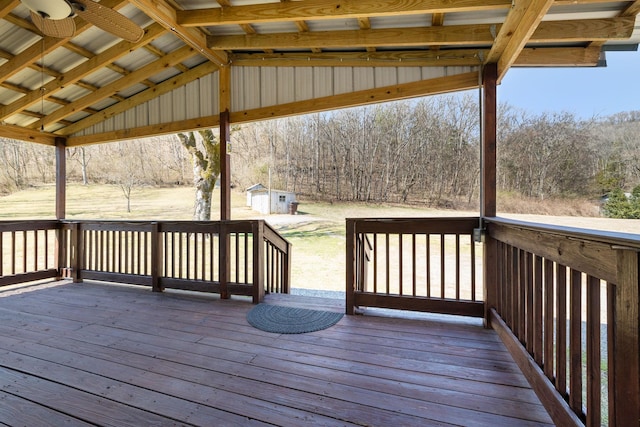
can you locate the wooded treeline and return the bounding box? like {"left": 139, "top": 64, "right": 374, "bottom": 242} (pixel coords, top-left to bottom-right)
{"left": 1, "top": 94, "right": 639, "bottom": 212}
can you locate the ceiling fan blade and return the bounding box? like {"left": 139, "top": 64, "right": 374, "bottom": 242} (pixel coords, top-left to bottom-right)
{"left": 31, "top": 11, "right": 76, "bottom": 38}
{"left": 73, "top": 0, "right": 144, "bottom": 43}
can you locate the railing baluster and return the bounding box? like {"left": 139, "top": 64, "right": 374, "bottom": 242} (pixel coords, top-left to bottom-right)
{"left": 425, "top": 234, "right": 430, "bottom": 298}
{"left": 526, "top": 252, "right": 534, "bottom": 353}
{"left": 471, "top": 235, "right": 476, "bottom": 301}
{"left": 398, "top": 234, "right": 403, "bottom": 295}
{"left": 586, "top": 275, "right": 601, "bottom": 427}
{"left": 455, "top": 234, "right": 460, "bottom": 300}
{"left": 543, "top": 258, "right": 554, "bottom": 380}
{"left": 556, "top": 264, "right": 568, "bottom": 397}
{"left": 534, "top": 255, "right": 543, "bottom": 365}
{"left": 569, "top": 268, "right": 583, "bottom": 417}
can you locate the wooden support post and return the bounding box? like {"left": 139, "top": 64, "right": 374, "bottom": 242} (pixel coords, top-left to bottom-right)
{"left": 55, "top": 137, "right": 67, "bottom": 279}
{"left": 219, "top": 65, "right": 231, "bottom": 221}
{"left": 482, "top": 63, "right": 498, "bottom": 326}
{"left": 252, "top": 221, "right": 265, "bottom": 304}
{"left": 55, "top": 137, "right": 66, "bottom": 220}
{"left": 613, "top": 249, "right": 639, "bottom": 426}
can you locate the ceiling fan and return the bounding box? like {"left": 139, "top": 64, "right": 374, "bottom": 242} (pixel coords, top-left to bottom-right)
{"left": 21, "top": 0, "right": 144, "bottom": 42}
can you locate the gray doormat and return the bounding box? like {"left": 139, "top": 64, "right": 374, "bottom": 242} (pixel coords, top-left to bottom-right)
{"left": 246, "top": 304, "right": 344, "bottom": 334}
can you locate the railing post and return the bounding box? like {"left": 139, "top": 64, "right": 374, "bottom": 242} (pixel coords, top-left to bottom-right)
{"left": 151, "top": 222, "right": 163, "bottom": 292}
{"left": 483, "top": 231, "right": 498, "bottom": 328}
{"left": 252, "top": 221, "right": 265, "bottom": 304}
{"left": 219, "top": 221, "right": 230, "bottom": 299}
{"left": 613, "top": 249, "right": 639, "bottom": 426}
{"left": 345, "top": 219, "right": 356, "bottom": 315}
{"left": 282, "top": 240, "right": 292, "bottom": 294}
{"left": 56, "top": 222, "right": 66, "bottom": 279}
{"left": 70, "top": 222, "right": 83, "bottom": 283}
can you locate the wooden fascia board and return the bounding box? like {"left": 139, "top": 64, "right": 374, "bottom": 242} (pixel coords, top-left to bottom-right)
{"left": 66, "top": 115, "right": 221, "bottom": 146}
{"left": 209, "top": 18, "right": 634, "bottom": 50}
{"left": 178, "top": 0, "right": 511, "bottom": 27}
{"left": 65, "top": 71, "right": 478, "bottom": 146}
{"left": 231, "top": 72, "right": 479, "bottom": 124}
{"left": 127, "top": 0, "right": 228, "bottom": 67}
{"left": 36, "top": 45, "right": 197, "bottom": 129}
{"left": 492, "top": 0, "right": 555, "bottom": 81}
{"left": 0, "top": 23, "right": 166, "bottom": 123}
{"left": 0, "top": 123, "right": 57, "bottom": 145}
{"left": 229, "top": 46, "right": 601, "bottom": 67}
{"left": 59, "top": 61, "right": 218, "bottom": 136}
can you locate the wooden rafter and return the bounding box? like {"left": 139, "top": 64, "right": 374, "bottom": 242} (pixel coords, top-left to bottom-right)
{"left": 59, "top": 61, "right": 218, "bottom": 136}
{"left": 0, "top": 24, "right": 166, "bottom": 122}
{"left": 34, "top": 45, "right": 198, "bottom": 130}
{"left": 127, "top": 0, "right": 228, "bottom": 67}
{"left": 178, "top": 0, "right": 512, "bottom": 26}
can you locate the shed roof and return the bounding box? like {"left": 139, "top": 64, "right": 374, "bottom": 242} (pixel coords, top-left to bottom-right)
{"left": 1, "top": 0, "right": 638, "bottom": 146}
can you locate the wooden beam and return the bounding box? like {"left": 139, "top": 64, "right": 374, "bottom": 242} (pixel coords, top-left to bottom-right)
{"left": 36, "top": 45, "right": 198, "bottom": 130}
{"left": 229, "top": 46, "right": 602, "bottom": 68}
{"left": 0, "top": 122, "right": 56, "bottom": 145}
{"left": 66, "top": 115, "right": 221, "bottom": 146}
{"left": 59, "top": 61, "right": 218, "bottom": 136}
{"left": 482, "top": 63, "right": 497, "bottom": 218}
{"left": 486, "top": 0, "right": 554, "bottom": 81}
{"left": 209, "top": 18, "right": 634, "bottom": 50}
{"left": 0, "top": 24, "right": 166, "bottom": 122}
{"left": 513, "top": 46, "right": 601, "bottom": 67}
{"left": 0, "top": 0, "right": 20, "bottom": 19}
{"left": 65, "top": 72, "right": 478, "bottom": 145}
{"left": 127, "top": 0, "right": 228, "bottom": 67}
{"left": 178, "top": 0, "right": 511, "bottom": 26}
{"left": 231, "top": 72, "right": 480, "bottom": 123}
{"left": 219, "top": 66, "right": 231, "bottom": 221}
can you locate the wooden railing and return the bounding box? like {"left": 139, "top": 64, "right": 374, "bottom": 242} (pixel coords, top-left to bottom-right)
{"left": 484, "top": 217, "right": 639, "bottom": 427}
{"left": 0, "top": 220, "right": 290, "bottom": 302}
{"left": 346, "top": 217, "right": 484, "bottom": 317}
{"left": 0, "top": 220, "right": 61, "bottom": 287}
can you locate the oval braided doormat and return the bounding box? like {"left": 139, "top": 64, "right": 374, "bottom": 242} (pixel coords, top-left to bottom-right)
{"left": 246, "top": 304, "right": 344, "bottom": 334}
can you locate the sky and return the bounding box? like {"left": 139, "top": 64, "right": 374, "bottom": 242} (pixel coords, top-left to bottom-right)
{"left": 498, "top": 50, "right": 640, "bottom": 119}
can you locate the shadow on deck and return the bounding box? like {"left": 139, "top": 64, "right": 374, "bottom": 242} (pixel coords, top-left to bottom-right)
{"left": 0, "top": 280, "right": 552, "bottom": 426}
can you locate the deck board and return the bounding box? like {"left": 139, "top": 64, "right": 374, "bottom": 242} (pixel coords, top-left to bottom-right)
{"left": 0, "top": 281, "right": 554, "bottom": 426}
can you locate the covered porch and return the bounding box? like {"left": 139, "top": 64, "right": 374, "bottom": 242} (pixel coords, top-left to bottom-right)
{"left": 1, "top": 1, "right": 640, "bottom": 426}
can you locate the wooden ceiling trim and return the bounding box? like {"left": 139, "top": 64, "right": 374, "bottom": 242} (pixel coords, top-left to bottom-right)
{"left": 177, "top": 0, "right": 512, "bottom": 27}
{"left": 127, "top": 0, "right": 228, "bottom": 67}
{"left": 34, "top": 45, "right": 198, "bottom": 130}
{"left": 496, "top": 0, "right": 555, "bottom": 80}
{"left": 66, "top": 114, "right": 221, "bottom": 147}
{"left": 231, "top": 71, "right": 480, "bottom": 125}
{"left": 59, "top": 61, "right": 218, "bottom": 137}
{"left": 532, "top": 17, "right": 635, "bottom": 42}
{"left": 0, "top": 23, "right": 166, "bottom": 122}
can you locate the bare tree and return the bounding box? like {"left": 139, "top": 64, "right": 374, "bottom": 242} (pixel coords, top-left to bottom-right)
{"left": 177, "top": 129, "right": 221, "bottom": 221}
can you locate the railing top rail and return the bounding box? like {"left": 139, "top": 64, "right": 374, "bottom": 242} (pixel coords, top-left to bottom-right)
{"left": 347, "top": 216, "right": 480, "bottom": 234}
{"left": 484, "top": 216, "right": 640, "bottom": 250}
{"left": 0, "top": 220, "right": 60, "bottom": 231}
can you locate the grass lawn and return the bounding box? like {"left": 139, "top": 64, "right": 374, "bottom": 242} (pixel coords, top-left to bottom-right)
{"left": 0, "top": 184, "right": 462, "bottom": 291}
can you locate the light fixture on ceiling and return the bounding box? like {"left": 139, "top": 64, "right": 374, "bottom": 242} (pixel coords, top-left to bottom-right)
{"left": 21, "top": 0, "right": 73, "bottom": 20}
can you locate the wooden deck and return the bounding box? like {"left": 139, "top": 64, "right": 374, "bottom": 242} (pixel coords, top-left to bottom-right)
{"left": 0, "top": 281, "right": 553, "bottom": 426}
